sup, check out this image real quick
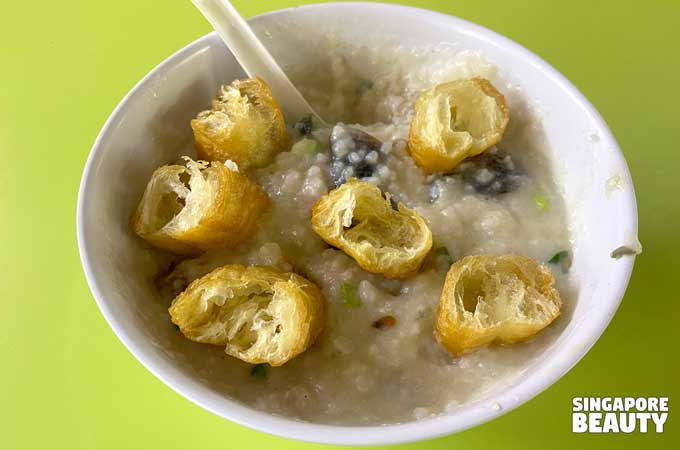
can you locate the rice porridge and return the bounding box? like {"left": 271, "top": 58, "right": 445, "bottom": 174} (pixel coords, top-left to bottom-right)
{"left": 153, "top": 43, "right": 572, "bottom": 425}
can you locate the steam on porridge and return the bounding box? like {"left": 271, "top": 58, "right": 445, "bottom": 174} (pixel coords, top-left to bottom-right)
{"left": 132, "top": 42, "right": 572, "bottom": 425}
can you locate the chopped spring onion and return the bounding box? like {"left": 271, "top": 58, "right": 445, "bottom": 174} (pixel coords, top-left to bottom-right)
{"left": 341, "top": 283, "right": 362, "bottom": 308}
{"left": 534, "top": 191, "right": 550, "bottom": 210}
{"left": 250, "top": 363, "right": 267, "bottom": 378}
{"left": 357, "top": 79, "right": 374, "bottom": 95}
{"left": 291, "top": 138, "right": 319, "bottom": 156}
{"left": 435, "top": 246, "right": 454, "bottom": 265}
{"left": 548, "top": 250, "right": 569, "bottom": 264}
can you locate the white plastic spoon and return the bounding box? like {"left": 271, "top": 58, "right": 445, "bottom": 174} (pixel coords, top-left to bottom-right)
{"left": 191, "top": 0, "right": 325, "bottom": 125}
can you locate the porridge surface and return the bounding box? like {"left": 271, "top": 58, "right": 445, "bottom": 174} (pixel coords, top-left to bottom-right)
{"left": 158, "top": 44, "right": 572, "bottom": 425}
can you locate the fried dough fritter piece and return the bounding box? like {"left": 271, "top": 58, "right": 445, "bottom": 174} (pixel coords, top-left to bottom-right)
{"left": 311, "top": 179, "right": 433, "bottom": 278}
{"left": 131, "top": 157, "right": 268, "bottom": 254}
{"left": 408, "top": 77, "right": 509, "bottom": 173}
{"left": 169, "top": 264, "right": 324, "bottom": 366}
{"left": 191, "top": 77, "right": 288, "bottom": 170}
{"left": 435, "top": 255, "right": 561, "bottom": 356}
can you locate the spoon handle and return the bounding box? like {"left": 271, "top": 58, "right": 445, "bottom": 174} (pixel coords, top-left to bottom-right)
{"left": 192, "top": 0, "right": 324, "bottom": 124}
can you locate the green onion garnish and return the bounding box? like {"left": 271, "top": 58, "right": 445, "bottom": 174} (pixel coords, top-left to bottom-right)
{"left": 357, "top": 79, "right": 374, "bottom": 95}
{"left": 250, "top": 363, "right": 267, "bottom": 378}
{"left": 291, "top": 138, "right": 319, "bottom": 155}
{"left": 548, "top": 250, "right": 569, "bottom": 264}
{"left": 436, "top": 246, "right": 454, "bottom": 265}
{"left": 534, "top": 191, "right": 550, "bottom": 210}
{"left": 341, "top": 283, "right": 362, "bottom": 308}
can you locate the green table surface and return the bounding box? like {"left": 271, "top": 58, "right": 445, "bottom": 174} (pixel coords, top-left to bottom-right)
{"left": 2, "top": 0, "right": 678, "bottom": 448}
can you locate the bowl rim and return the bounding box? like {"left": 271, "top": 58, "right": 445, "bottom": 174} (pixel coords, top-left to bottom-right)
{"left": 76, "top": 2, "right": 638, "bottom": 445}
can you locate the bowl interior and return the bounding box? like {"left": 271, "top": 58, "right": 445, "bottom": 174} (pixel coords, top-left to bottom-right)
{"left": 78, "top": 3, "right": 637, "bottom": 445}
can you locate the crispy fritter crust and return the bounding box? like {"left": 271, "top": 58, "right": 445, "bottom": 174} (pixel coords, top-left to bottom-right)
{"left": 435, "top": 255, "right": 561, "bottom": 356}
{"left": 169, "top": 264, "right": 325, "bottom": 366}
{"left": 311, "top": 179, "right": 433, "bottom": 278}
{"left": 408, "top": 77, "right": 509, "bottom": 173}
{"left": 191, "top": 77, "right": 288, "bottom": 170}
{"left": 131, "top": 158, "right": 268, "bottom": 254}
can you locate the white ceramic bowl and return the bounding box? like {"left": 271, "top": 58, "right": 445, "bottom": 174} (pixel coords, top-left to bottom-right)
{"left": 77, "top": 2, "right": 638, "bottom": 445}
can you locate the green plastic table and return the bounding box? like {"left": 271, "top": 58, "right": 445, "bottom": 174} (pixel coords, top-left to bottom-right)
{"left": 2, "top": 1, "right": 677, "bottom": 449}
